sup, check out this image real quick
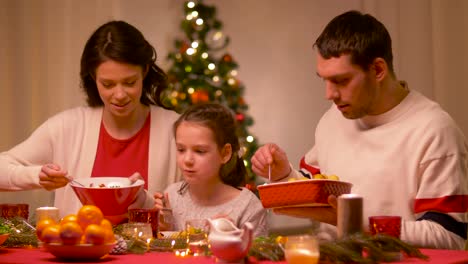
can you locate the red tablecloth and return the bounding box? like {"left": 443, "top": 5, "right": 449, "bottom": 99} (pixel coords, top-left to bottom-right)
{"left": 0, "top": 247, "right": 467, "bottom": 264}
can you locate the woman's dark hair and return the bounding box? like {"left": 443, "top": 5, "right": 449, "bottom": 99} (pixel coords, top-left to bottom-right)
{"left": 174, "top": 103, "right": 247, "bottom": 193}
{"left": 80, "top": 20, "right": 172, "bottom": 109}
{"left": 314, "top": 10, "right": 395, "bottom": 76}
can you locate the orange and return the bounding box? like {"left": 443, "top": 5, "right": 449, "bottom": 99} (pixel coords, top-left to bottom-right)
{"left": 100, "top": 219, "right": 115, "bottom": 243}
{"left": 103, "top": 228, "right": 115, "bottom": 243}
{"left": 41, "top": 224, "right": 61, "bottom": 243}
{"left": 100, "top": 218, "right": 113, "bottom": 231}
{"left": 77, "top": 205, "right": 104, "bottom": 231}
{"left": 83, "top": 224, "right": 106, "bottom": 245}
{"left": 60, "top": 214, "right": 78, "bottom": 225}
{"left": 36, "top": 218, "right": 56, "bottom": 241}
{"left": 59, "top": 221, "right": 83, "bottom": 245}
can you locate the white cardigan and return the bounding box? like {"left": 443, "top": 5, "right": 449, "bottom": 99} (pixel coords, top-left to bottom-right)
{"left": 0, "top": 106, "right": 182, "bottom": 217}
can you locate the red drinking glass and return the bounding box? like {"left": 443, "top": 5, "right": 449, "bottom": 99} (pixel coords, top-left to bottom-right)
{"left": 128, "top": 208, "right": 160, "bottom": 238}
{"left": 369, "top": 216, "right": 401, "bottom": 238}
{"left": 0, "top": 204, "right": 29, "bottom": 220}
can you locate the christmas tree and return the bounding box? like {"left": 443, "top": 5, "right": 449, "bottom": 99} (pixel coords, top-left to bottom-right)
{"left": 163, "top": 0, "right": 259, "bottom": 186}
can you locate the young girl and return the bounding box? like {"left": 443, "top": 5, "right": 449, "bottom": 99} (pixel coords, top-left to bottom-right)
{"left": 154, "top": 103, "right": 267, "bottom": 237}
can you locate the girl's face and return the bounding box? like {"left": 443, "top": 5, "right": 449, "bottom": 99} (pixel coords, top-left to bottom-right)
{"left": 95, "top": 60, "right": 145, "bottom": 119}
{"left": 175, "top": 121, "right": 231, "bottom": 186}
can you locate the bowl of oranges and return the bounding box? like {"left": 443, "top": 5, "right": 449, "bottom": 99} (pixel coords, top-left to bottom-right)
{"left": 37, "top": 205, "right": 116, "bottom": 260}
{"left": 70, "top": 177, "right": 144, "bottom": 224}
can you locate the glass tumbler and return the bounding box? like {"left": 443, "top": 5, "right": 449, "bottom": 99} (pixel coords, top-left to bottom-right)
{"left": 368, "top": 216, "right": 402, "bottom": 238}
{"left": 185, "top": 219, "right": 209, "bottom": 256}
{"left": 284, "top": 234, "right": 319, "bottom": 264}
{"left": 128, "top": 208, "right": 159, "bottom": 238}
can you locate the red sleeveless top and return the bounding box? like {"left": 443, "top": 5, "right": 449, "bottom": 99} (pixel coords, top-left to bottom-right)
{"left": 91, "top": 113, "right": 150, "bottom": 190}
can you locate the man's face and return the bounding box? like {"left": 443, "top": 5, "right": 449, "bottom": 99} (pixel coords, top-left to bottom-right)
{"left": 316, "top": 53, "right": 378, "bottom": 119}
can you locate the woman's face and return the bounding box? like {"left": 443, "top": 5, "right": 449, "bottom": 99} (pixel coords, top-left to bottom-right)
{"left": 95, "top": 60, "right": 145, "bottom": 119}
{"left": 175, "top": 121, "right": 231, "bottom": 186}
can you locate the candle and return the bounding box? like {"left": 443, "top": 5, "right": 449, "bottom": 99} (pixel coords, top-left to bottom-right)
{"left": 337, "top": 194, "right": 363, "bottom": 238}
{"left": 35, "top": 207, "right": 60, "bottom": 223}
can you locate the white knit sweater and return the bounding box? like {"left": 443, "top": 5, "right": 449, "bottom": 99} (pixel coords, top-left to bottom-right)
{"left": 293, "top": 88, "right": 467, "bottom": 249}
{"left": 0, "top": 106, "right": 182, "bottom": 217}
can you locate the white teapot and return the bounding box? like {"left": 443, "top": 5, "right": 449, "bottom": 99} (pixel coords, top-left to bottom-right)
{"left": 207, "top": 218, "right": 253, "bottom": 263}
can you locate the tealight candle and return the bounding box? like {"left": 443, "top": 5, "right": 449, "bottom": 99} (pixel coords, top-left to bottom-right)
{"left": 35, "top": 207, "right": 60, "bottom": 223}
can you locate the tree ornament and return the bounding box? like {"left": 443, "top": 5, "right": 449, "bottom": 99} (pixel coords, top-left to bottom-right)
{"left": 205, "top": 30, "right": 228, "bottom": 50}
{"left": 190, "top": 90, "right": 209, "bottom": 104}
{"left": 180, "top": 42, "right": 189, "bottom": 53}
{"left": 178, "top": 92, "right": 187, "bottom": 100}
{"left": 236, "top": 113, "right": 245, "bottom": 122}
{"left": 222, "top": 53, "right": 232, "bottom": 62}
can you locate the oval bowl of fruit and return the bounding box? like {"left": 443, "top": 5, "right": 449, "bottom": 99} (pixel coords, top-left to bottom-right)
{"left": 38, "top": 205, "right": 116, "bottom": 260}
{"left": 257, "top": 174, "right": 352, "bottom": 208}
{"left": 43, "top": 243, "right": 116, "bottom": 260}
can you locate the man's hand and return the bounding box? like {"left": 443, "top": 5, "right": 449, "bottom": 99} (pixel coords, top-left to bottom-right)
{"left": 273, "top": 195, "right": 338, "bottom": 225}
{"left": 251, "top": 143, "right": 291, "bottom": 181}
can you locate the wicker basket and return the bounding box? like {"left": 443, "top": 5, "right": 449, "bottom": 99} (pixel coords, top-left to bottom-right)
{"left": 257, "top": 179, "right": 352, "bottom": 208}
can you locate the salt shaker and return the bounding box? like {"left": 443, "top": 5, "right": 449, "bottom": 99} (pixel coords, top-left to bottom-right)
{"left": 337, "top": 194, "right": 363, "bottom": 238}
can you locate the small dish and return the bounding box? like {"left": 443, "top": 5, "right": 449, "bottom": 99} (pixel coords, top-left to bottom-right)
{"left": 257, "top": 179, "right": 352, "bottom": 208}
{"left": 0, "top": 233, "right": 9, "bottom": 245}
{"left": 43, "top": 243, "right": 115, "bottom": 260}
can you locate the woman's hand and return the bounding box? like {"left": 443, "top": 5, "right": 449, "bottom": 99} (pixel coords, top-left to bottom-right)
{"left": 128, "top": 172, "right": 149, "bottom": 209}
{"left": 154, "top": 192, "right": 173, "bottom": 231}
{"left": 251, "top": 143, "right": 291, "bottom": 181}
{"left": 129, "top": 172, "right": 144, "bottom": 184}
{"left": 38, "top": 164, "right": 69, "bottom": 190}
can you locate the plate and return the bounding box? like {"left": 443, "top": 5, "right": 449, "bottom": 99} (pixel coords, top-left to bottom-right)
{"left": 43, "top": 243, "right": 115, "bottom": 260}
{"left": 257, "top": 179, "right": 352, "bottom": 208}
{"left": 0, "top": 234, "right": 9, "bottom": 245}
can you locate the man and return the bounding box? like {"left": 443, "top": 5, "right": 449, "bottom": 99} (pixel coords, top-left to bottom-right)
{"left": 251, "top": 10, "right": 467, "bottom": 249}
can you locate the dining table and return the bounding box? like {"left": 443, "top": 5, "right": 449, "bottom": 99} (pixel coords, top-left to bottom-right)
{"left": 0, "top": 247, "right": 467, "bottom": 264}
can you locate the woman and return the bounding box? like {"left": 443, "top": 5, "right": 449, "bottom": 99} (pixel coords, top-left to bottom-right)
{"left": 0, "top": 21, "right": 182, "bottom": 218}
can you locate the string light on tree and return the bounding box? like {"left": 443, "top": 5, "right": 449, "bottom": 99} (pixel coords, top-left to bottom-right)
{"left": 163, "top": 0, "right": 260, "bottom": 188}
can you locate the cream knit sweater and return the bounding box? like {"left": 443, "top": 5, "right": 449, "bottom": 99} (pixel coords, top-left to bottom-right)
{"left": 0, "top": 106, "right": 182, "bottom": 217}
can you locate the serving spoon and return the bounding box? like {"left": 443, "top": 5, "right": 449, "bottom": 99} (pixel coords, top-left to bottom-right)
{"left": 66, "top": 176, "right": 85, "bottom": 187}
{"left": 268, "top": 164, "right": 272, "bottom": 182}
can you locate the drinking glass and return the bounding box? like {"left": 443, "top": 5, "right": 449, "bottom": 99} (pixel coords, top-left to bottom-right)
{"left": 35, "top": 207, "right": 60, "bottom": 223}
{"left": 368, "top": 216, "right": 403, "bottom": 261}
{"left": 0, "top": 204, "right": 29, "bottom": 220}
{"left": 122, "top": 222, "right": 153, "bottom": 251}
{"left": 185, "top": 219, "right": 209, "bottom": 256}
{"left": 368, "top": 216, "right": 401, "bottom": 238}
{"left": 284, "top": 234, "right": 319, "bottom": 264}
{"left": 128, "top": 208, "right": 159, "bottom": 238}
